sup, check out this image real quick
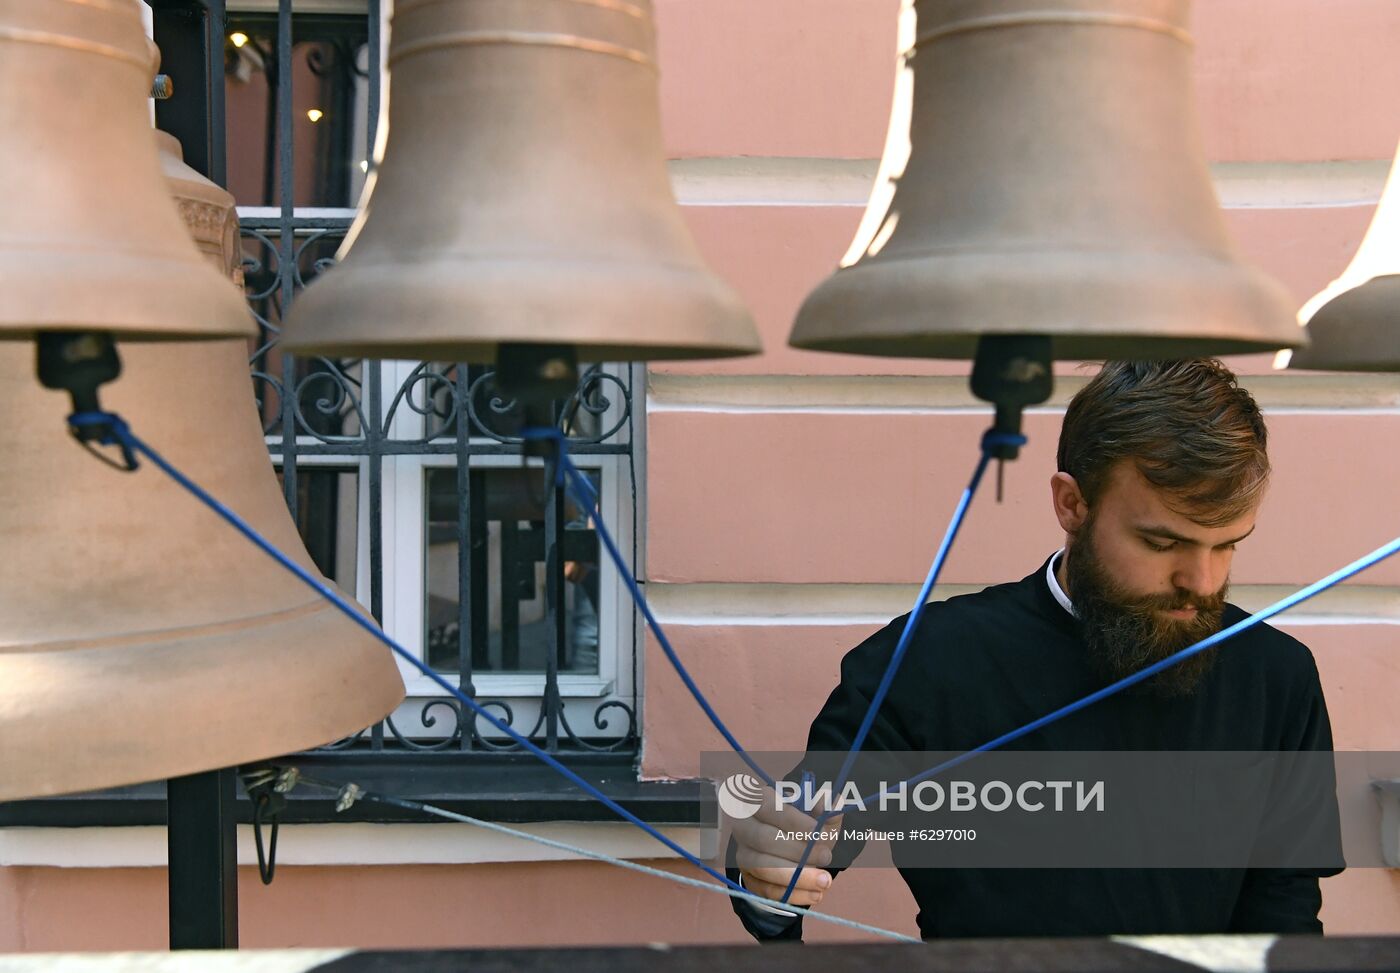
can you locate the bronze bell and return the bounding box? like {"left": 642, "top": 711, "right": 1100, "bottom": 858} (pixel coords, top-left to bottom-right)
{"left": 0, "top": 0, "right": 250, "bottom": 340}
{"left": 282, "top": 0, "right": 759, "bottom": 363}
{"left": 1289, "top": 142, "right": 1400, "bottom": 372}
{"left": 156, "top": 130, "right": 246, "bottom": 288}
{"left": 790, "top": 0, "right": 1303, "bottom": 361}
{"left": 0, "top": 135, "right": 405, "bottom": 802}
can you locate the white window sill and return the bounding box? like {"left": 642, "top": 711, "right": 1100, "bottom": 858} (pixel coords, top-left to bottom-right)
{"left": 402, "top": 675, "right": 615, "bottom": 699}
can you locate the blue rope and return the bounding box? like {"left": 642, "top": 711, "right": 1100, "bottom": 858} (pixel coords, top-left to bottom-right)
{"left": 778, "top": 428, "right": 1022, "bottom": 904}
{"left": 521, "top": 426, "right": 779, "bottom": 789}
{"left": 833, "top": 431, "right": 1023, "bottom": 791}
{"left": 866, "top": 530, "right": 1400, "bottom": 802}
{"left": 526, "top": 423, "right": 1022, "bottom": 907}
{"left": 69, "top": 412, "right": 124, "bottom": 430}
{"left": 73, "top": 412, "right": 745, "bottom": 895}
{"left": 780, "top": 533, "right": 1400, "bottom": 902}
{"left": 288, "top": 772, "right": 920, "bottom": 942}
{"left": 78, "top": 409, "right": 1395, "bottom": 923}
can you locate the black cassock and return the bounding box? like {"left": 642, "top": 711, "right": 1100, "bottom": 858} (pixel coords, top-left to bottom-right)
{"left": 729, "top": 554, "right": 1342, "bottom": 941}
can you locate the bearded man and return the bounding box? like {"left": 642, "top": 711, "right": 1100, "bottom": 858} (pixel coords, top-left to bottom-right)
{"left": 729, "top": 359, "right": 1341, "bottom": 940}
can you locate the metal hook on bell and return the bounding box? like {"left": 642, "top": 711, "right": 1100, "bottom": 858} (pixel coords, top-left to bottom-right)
{"left": 241, "top": 767, "right": 292, "bottom": 886}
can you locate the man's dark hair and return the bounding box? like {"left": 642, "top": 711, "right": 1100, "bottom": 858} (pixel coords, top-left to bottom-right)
{"left": 1057, "top": 360, "right": 1270, "bottom": 527}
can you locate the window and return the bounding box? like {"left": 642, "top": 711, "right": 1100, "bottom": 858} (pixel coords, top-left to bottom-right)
{"left": 226, "top": 7, "right": 641, "bottom": 755}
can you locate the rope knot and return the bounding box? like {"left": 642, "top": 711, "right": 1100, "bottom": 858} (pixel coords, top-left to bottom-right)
{"left": 981, "top": 429, "right": 1029, "bottom": 454}
{"left": 66, "top": 411, "right": 138, "bottom": 471}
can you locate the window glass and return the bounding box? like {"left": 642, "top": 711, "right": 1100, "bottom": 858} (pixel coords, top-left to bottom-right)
{"left": 424, "top": 468, "right": 603, "bottom": 676}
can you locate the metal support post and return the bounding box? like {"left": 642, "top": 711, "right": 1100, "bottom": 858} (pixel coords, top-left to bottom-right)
{"left": 167, "top": 768, "right": 240, "bottom": 949}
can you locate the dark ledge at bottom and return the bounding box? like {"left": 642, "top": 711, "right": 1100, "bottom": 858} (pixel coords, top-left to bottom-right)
{"left": 312, "top": 937, "right": 1400, "bottom": 973}
{"left": 0, "top": 753, "right": 716, "bottom": 829}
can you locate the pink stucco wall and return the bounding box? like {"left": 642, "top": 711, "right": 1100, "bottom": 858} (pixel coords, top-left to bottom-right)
{"left": 0, "top": 863, "right": 925, "bottom": 950}
{"left": 3, "top": 0, "right": 1396, "bottom": 951}
{"left": 654, "top": 0, "right": 1400, "bottom": 162}
{"left": 641, "top": 0, "right": 1400, "bottom": 941}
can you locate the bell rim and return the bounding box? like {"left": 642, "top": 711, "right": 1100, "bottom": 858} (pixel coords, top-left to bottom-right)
{"left": 282, "top": 258, "right": 762, "bottom": 363}
{"left": 0, "top": 250, "right": 255, "bottom": 341}
{"left": 0, "top": 599, "right": 405, "bottom": 802}
{"left": 788, "top": 331, "right": 1303, "bottom": 363}
{"left": 789, "top": 249, "right": 1305, "bottom": 361}
{"left": 1290, "top": 275, "right": 1400, "bottom": 373}
{"left": 282, "top": 337, "right": 762, "bottom": 364}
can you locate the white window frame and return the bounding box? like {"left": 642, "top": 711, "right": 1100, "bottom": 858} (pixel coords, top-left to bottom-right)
{"left": 265, "top": 348, "right": 641, "bottom": 746}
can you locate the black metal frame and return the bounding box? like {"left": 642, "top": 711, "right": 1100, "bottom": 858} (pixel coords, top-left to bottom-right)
{"left": 2, "top": 757, "right": 713, "bottom": 829}
{"left": 165, "top": 769, "right": 239, "bottom": 948}
{"left": 150, "top": 0, "right": 227, "bottom": 186}
{"left": 147, "top": 0, "right": 239, "bottom": 950}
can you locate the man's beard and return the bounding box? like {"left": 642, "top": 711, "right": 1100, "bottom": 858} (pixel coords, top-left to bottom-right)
{"left": 1065, "top": 520, "right": 1227, "bottom": 698}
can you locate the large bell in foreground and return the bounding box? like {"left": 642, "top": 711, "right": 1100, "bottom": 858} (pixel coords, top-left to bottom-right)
{"left": 0, "top": 343, "right": 406, "bottom": 800}
{"left": 282, "top": 0, "right": 758, "bottom": 363}
{"left": 0, "top": 131, "right": 404, "bottom": 802}
{"left": 790, "top": 0, "right": 1303, "bottom": 361}
{"left": 0, "top": 0, "right": 251, "bottom": 340}
{"left": 1289, "top": 141, "right": 1400, "bottom": 372}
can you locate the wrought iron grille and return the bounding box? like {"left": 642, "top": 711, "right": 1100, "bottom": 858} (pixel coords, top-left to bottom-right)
{"left": 182, "top": 1, "right": 641, "bottom": 756}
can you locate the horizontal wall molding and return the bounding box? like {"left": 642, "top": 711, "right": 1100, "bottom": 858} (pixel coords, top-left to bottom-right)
{"left": 0, "top": 822, "right": 714, "bottom": 870}
{"left": 650, "top": 582, "right": 984, "bottom": 626}
{"left": 666, "top": 158, "right": 1392, "bottom": 209}
{"left": 648, "top": 582, "right": 1400, "bottom": 627}
{"left": 670, "top": 158, "right": 879, "bottom": 207}
{"left": 0, "top": 950, "right": 356, "bottom": 971}
{"left": 649, "top": 373, "right": 1400, "bottom": 416}
{"left": 236, "top": 161, "right": 1392, "bottom": 215}
{"left": 1213, "top": 160, "right": 1394, "bottom": 209}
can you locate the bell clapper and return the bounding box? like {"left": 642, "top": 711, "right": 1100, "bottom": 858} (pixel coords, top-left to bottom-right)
{"left": 495, "top": 342, "right": 580, "bottom": 462}
{"left": 35, "top": 330, "right": 137, "bottom": 471}
{"left": 969, "top": 335, "right": 1054, "bottom": 502}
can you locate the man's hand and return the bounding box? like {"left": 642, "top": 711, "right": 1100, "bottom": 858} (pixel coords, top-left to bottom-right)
{"left": 733, "top": 789, "right": 843, "bottom": 909}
